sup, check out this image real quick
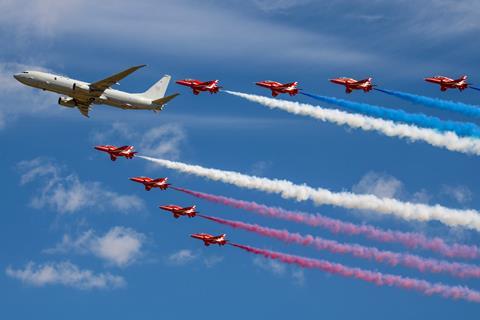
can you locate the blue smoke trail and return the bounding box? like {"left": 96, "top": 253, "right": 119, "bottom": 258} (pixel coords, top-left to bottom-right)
{"left": 301, "top": 92, "right": 480, "bottom": 138}
{"left": 375, "top": 88, "right": 480, "bottom": 118}
{"left": 470, "top": 87, "right": 480, "bottom": 92}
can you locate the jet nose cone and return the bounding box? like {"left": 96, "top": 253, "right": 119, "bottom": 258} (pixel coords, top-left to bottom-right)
{"left": 13, "top": 73, "right": 22, "bottom": 81}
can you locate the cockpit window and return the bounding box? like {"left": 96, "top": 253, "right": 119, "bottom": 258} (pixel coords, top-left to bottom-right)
{"left": 22, "top": 71, "right": 28, "bottom": 74}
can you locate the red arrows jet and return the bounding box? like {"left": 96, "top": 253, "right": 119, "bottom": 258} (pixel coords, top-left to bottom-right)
{"left": 175, "top": 79, "right": 221, "bottom": 95}
{"left": 329, "top": 77, "right": 374, "bottom": 93}
{"left": 190, "top": 233, "right": 227, "bottom": 246}
{"left": 94, "top": 145, "right": 137, "bottom": 161}
{"left": 424, "top": 75, "right": 469, "bottom": 91}
{"left": 159, "top": 205, "right": 197, "bottom": 218}
{"left": 129, "top": 177, "right": 170, "bottom": 191}
{"left": 255, "top": 80, "right": 299, "bottom": 97}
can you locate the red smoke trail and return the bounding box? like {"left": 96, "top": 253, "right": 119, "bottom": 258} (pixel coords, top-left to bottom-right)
{"left": 172, "top": 187, "right": 479, "bottom": 260}
{"left": 198, "top": 214, "right": 480, "bottom": 279}
{"left": 229, "top": 243, "right": 480, "bottom": 303}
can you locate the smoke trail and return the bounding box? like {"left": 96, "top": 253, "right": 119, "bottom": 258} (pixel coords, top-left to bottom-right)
{"left": 230, "top": 243, "right": 480, "bottom": 303}
{"left": 301, "top": 92, "right": 480, "bottom": 137}
{"left": 139, "top": 156, "right": 480, "bottom": 231}
{"left": 200, "top": 214, "right": 480, "bottom": 278}
{"left": 375, "top": 88, "right": 480, "bottom": 118}
{"left": 224, "top": 91, "right": 480, "bottom": 156}
{"left": 172, "top": 187, "right": 480, "bottom": 260}
{"left": 470, "top": 87, "right": 480, "bottom": 92}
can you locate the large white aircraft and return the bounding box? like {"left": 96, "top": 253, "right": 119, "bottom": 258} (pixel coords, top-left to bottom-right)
{"left": 13, "top": 65, "right": 179, "bottom": 117}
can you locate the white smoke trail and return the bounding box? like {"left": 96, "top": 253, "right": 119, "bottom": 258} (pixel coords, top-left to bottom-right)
{"left": 225, "top": 91, "right": 480, "bottom": 156}
{"left": 138, "top": 156, "right": 480, "bottom": 232}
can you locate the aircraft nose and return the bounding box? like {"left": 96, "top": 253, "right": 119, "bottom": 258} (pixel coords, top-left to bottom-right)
{"left": 13, "top": 73, "right": 21, "bottom": 81}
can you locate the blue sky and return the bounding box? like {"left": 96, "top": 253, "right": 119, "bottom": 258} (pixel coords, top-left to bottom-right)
{"left": 1, "top": 0, "right": 480, "bottom": 318}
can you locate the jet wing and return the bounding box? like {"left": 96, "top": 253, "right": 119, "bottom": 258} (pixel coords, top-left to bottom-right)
{"left": 89, "top": 65, "right": 146, "bottom": 95}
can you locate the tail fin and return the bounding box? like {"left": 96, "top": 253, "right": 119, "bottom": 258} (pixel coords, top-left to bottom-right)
{"left": 459, "top": 75, "right": 468, "bottom": 81}
{"left": 141, "top": 75, "right": 171, "bottom": 99}
{"left": 359, "top": 78, "right": 372, "bottom": 83}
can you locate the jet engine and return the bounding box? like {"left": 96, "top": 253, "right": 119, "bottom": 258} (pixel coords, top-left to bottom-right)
{"left": 58, "top": 97, "right": 77, "bottom": 108}
{"left": 72, "top": 82, "right": 90, "bottom": 93}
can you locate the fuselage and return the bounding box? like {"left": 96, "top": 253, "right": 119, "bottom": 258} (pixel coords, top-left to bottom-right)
{"left": 424, "top": 76, "right": 468, "bottom": 91}
{"left": 14, "top": 71, "right": 159, "bottom": 110}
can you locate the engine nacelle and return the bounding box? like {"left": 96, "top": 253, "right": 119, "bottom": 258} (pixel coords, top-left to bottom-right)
{"left": 72, "top": 82, "right": 90, "bottom": 93}
{"left": 58, "top": 97, "right": 77, "bottom": 108}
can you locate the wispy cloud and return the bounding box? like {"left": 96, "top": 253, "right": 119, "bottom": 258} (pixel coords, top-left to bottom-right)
{"left": 352, "top": 171, "right": 405, "bottom": 199}
{"left": 166, "top": 249, "right": 198, "bottom": 266}
{"left": 251, "top": 0, "right": 312, "bottom": 12}
{"left": 6, "top": 261, "right": 125, "bottom": 290}
{"left": 165, "top": 249, "right": 224, "bottom": 268}
{"left": 253, "top": 256, "right": 306, "bottom": 285}
{"left": 441, "top": 185, "right": 473, "bottom": 205}
{"left": 17, "top": 158, "right": 144, "bottom": 214}
{"left": 45, "top": 227, "right": 146, "bottom": 267}
{"left": 0, "top": 62, "right": 54, "bottom": 130}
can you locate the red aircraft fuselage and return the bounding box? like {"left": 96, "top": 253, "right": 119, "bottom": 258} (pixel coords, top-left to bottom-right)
{"left": 329, "top": 77, "right": 374, "bottom": 93}
{"left": 190, "top": 233, "right": 227, "bottom": 246}
{"left": 159, "top": 205, "right": 197, "bottom": 218}
{"left": 130, "top": 177, "right": 170, "bottom": 191}
{"left": 256, "top": 80, "right": 299, "bottom": 97}
{"left": 176, "top": 79, "right": 221, "bottom": 95}
{"left": 94, "top": 145, "right": 137, "bottom": 161}
{"left": 424, "top": 75, "right": 468, "bottom": 91}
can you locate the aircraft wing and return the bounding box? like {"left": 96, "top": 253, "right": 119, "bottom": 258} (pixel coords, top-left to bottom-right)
{"left": 89, "top": 65, "right": 146, "bottom": 95}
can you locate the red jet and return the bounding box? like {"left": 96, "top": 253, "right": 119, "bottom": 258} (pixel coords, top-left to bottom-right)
{"left": 159, "top": 205, "right": 197, "bottom": 218}
{"left": 129, "top": 177, "right": 170, "bottom": 191}
{"left": 255, "top": 80, "right": 299, "bottom": 97}
{"left": 329, "top": 77, "right": 374, "bottom": 93}
{"left": 424, "top": 75, "right": 469, "bottom": 91}
{"left": 94, "top": 145, "right": 137, "bottom": 161}
{"left": 175, "top": 79, "right": 221, "bottom": 95}
{"left": 190, "top": 233, "right": 227, "bottom": 246}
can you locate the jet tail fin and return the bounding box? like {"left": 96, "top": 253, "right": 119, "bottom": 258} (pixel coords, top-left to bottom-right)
{"left": 141, "top": 75, "right": 171, "bottom": 99}
{"left": 358, "top": 78, "right": 373, "bottom": 83}
{"left": 153, "top": 93, "right": 180, "bottom": 106}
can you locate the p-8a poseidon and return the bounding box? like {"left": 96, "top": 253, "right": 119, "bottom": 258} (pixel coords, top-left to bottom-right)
{"left": 13, "top": 65, "right": 179, "bottom": 117}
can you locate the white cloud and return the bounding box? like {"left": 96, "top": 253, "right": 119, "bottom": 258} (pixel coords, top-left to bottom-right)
{"left": 92, "top": 227, "right": 145, "bottom": 267}
{"left": 441, "top": 185, "right": 473, "bottom": 205}
{"left": 0, "top": 1, "right": 376, "bottom": 67}
{"left": 6, "top": 261, "right": 125, "bottom": 290}
{"left": 352, "top": 171, "right": 404, "bottom": 199}
{"left": 253, "top": 256, "right": 305, "bottom": 285}
{"left": 248, "top": 160, "right": 272, "bottom": 176}
{"left": 0, "top": 62, "right": 55, "bottom": 130}
{"left": 139, "top": 125, "right": 186, "bottom": 160}
{"left": 17, "top": 158, "right": 144, "bottom": 214}
{"left": 46, "top": 227, "right": 145, "bottom": 267}
{"left": 202, "top": 255, "right": 224, "bottom": 268}
{"left": 251, "top": 0, "right": 312, "bottom": 12}
{"left": 167, "top": 249, "right": 197, "bottom": 266}
{"left": 291, "top": 269, "right": 306, "bottom": 286}
{"left": 253, "top": 256, "right": 286, "bottom": 276}
{"left": 0, "top": 0, "right": 84, "bottom": 39}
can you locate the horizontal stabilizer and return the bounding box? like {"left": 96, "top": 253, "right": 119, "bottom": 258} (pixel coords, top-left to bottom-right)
{"left": 153, "top": 93, "right": 180, "bottom": 106}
